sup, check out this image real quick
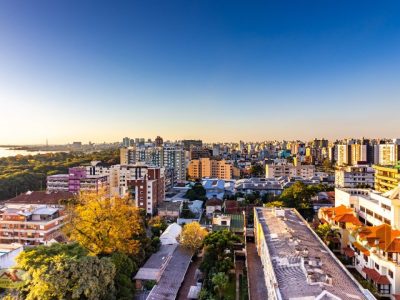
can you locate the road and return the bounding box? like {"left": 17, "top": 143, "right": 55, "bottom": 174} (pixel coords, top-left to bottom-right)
{"left": 247, "top": 242, "right": 268, "bottom": 300}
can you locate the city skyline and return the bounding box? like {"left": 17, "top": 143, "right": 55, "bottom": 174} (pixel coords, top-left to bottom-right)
{"left": 1, "top": 1, "right": 400, "bottom": 144}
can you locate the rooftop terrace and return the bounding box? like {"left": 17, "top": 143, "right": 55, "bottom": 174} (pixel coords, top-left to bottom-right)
{"left": 255, "top": 207, "right": 373, "bottom": 300}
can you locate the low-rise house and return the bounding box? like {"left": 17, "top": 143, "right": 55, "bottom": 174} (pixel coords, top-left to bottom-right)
{"left": 205, "top": 198, "right": 223, "bottom": 216}
{"left": 202, "top": 179, "right": 234, "bottom": 199}
{"left": 212, "top": 213, "right": 245, "bottom": 236}
{"left": 157, "top": 201, "right": 181, "bottom": 220}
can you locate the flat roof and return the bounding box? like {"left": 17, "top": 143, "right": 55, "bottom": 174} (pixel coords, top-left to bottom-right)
{"left": 147, "top": 245, "right": 193, "bottom": 300}
{"left": 255, "top": 208, "right": 371, "bottom": 300}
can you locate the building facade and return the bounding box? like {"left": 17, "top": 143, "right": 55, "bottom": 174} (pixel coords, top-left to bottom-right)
{"left": 188, "top": 158, "right": 233, "bottom": 180}
{"left": 335, "top": 165, "right": 375, "bottom": 188}
{"left": 127, "top": 168, "right": 165, "bottom": 215}
{"left": 373, "top": 165, "right": 400, "bottom": 193}
{"left": 265, "top": 163, "right": 315, "bottom": 179}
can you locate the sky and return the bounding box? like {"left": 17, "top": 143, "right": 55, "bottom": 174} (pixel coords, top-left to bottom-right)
{"left": 1, "top": 1, "right": 400, "bottom": 144}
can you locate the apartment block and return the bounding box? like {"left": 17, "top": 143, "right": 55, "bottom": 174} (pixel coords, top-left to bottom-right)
{"left": 0, "top": 191, "right": 73, "bottom": 245}
{"left": 335, "top": 165, "right": 375, "bottom": 188}
{"left": 337, "top": 144, "right": 350, "bottom": 166}
{"left": 373, "top": 165, "right": 400, "bottom": 193}
{"left": 47, "top": 167, "right": 108, "bottom": 194}
{"left": 108, "top": 164, "right": 167, "bottom": 198}
{"left": 265, "top": 163, "right": 315, "bottom": 179}
{"left": 188, "top": 158, "right": 233, "bottom": 180}
{"left": 319, "top": 186, "right": 400, "bottom": 297}
{"left": 127, "top": 168, "right": 165, "bottom": 215}
{"left": 120, "top": 147, "right": 136, "bottom": 165}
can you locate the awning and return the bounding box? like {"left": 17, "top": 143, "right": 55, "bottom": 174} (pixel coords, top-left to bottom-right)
{"left": 343, "top": 247, "right": 355, "bottom": 258}
{"left": 362, "top": 267, "right": 391, "bottom": 285}
{"left": 352, "top": 242, "right": 370, "bottom": 256}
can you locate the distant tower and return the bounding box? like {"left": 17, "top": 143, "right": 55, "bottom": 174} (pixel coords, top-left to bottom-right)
{"left": 155, "top": 136, "right": 164, "bottom": 147}
{"left": 46, "top": 138, "right": 48, "bottom": 148}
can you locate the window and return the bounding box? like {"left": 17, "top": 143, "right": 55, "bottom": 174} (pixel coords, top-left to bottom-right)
{"left": 384, "top": 218, "right": 391, "bottom": 225}
{"left": 375, "top": 262, "right": 380, "bottom": 270}
{"left": 389, "top": 270, "right": 393, "bottom": 278}
{"left": 381, "top": 203, "right": 391, "bottom": 211}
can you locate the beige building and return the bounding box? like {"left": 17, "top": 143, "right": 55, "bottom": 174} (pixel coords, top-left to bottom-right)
{"left": 350, "top": 144, "right": 367, "bottom": 165}
{"left": 265, "top": 163, "right": 315, "bottom": 179}
{"left": 188, "top": 158, "right": 233, "bottom": 180}
{"left": 379, "top": 144, "right": 399, "bottom": 166}
{"left": 120, "top": 147, "right": 136, "bottom": 165}
{"left": 337, "top": 144, "right": 350, "bottom": 166}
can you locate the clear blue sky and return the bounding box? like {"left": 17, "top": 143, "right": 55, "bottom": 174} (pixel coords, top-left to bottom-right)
{"left": 1, "top": 1, "right": 400, "bottom": 144}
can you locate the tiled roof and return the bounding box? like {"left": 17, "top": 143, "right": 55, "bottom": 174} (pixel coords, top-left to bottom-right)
{"left": 362, "top": 267, "right": 390, "bottom": 285}
{"left": 333, "top": 214, "right": 363, "bottom": 226}
{"left": 4, "top": 191, "right": 74, "bottom": 205}
{"left": 206, "top": 198, "right": 223, "bottom": 206}
{"left": 358, "top": 224, "right": 400, "bottom": 253}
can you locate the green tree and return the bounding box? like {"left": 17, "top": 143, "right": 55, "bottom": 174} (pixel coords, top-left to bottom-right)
{"left": 110, "top": 252, "right": 136, "bottom": 300}
{"left": 185, "top": 182, "right": 207, "bottom": 201}
{"left": 212, "top": 273, "right": 229, "bottom": 300}
{"left": 181, "top": 202, "right": 196, "bottom": 218}
{"left": 315, "top": 223, "right": 340, "bottom": 247}
{"left": 280, "top": 181, "right": 313, "bottom": 209}
{"left": 149, "top": 216, "right": 168, "bottom": 237}
{"left": 249, "top": 164, "right": 264, "bottom": 177}
{"left": 16, "top": 243, "right": 116, "bottom": 300}
{"left": 264, "top": 201, "right": 284, "bottom": 208}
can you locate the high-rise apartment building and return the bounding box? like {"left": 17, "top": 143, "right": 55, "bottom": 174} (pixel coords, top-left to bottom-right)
{"left": 127, "top": 168, "right": 165, "bottom": 215}
{"left": 120, "top": 147, "right": 136, "bottom": 165}
{"left": 163, "top": 145, "right": 186, "bottom": 182}
{"left": 379, "top": 143, "right": 399, "bottom": 166}
{"left": 336, "top": 144, "right": 350, "bottom": 166}
{"left": 188, "top": 158, "right": 233, "bottom": 180}
{"left": 350, "top": 143, "right": 367, "bottom": 165}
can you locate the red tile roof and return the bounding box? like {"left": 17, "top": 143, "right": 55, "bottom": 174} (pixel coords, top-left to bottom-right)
{"left": 362, "top": 267, "right": 390, "bottom": 285}
{"left": 4, "top": 191, "right": 74, "bottom": 205}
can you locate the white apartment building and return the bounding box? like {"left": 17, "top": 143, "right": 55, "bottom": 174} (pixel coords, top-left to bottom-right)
{"left": 379, "top": 144, "right": 399, "bottom": 166}
{"left": 335, "top": 165, "right": 375, "bottom": 188}
{"left": 335, "top": 187, "right": 399, "bottom": 228}
{"left": 320, "top": 186, "right": 400, "bottom": 298}
{"left": 265, "top": 163, "right": 315, "bottom": 179}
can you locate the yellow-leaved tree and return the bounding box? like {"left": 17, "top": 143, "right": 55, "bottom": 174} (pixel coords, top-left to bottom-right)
{"left": 64, "top": 191, "right": 145, "bottom": 256}
{"left": 179, "top": 222, "right": 208, "bottom": 252}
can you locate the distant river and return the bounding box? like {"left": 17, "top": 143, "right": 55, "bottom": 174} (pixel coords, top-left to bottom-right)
{"left": 0, "top": 147, "right": 66, "bottom": 158}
